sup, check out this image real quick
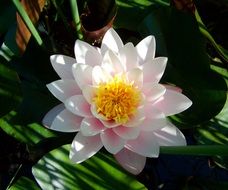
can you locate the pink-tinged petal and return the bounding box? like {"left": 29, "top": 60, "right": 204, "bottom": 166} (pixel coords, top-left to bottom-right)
{"left": 80, "top": 117, "right": 105, "bottom": 136}
{"left": 142, "top": 57, "right": 167, "bottom": 83}
{"left": 84, "top": 48, "right": 102, "bottom": 67}
{"left": 125, "top": 131, "right": 159, "bottom": 157}
{"left": 140, "top": 105, "right": 167, "bottom": 131}
{"left": 124, "top": 106, "right": 145, "bottom": 127}
{"left": 100, "top": 120, "right": 120, "bottom": 128}
{"left": 42, "top": 104, "right": 65, "bottom": 128}
{"left": 92, "top": 65, "right": 112, "bottom": 85}
{"left": 91, "top": 104, "right": 108, "bottom": 121}
{"left": 51, "top": 109, "right": 83, "bottom": 132}
{"left": 47, "top": 80, "right": 81, "bottom": 102}
{"left": 72, "top": 63, "right": 92, "bottom": 89}
{"left": 50, "top": 55, "right": 76, "bottom": 79}
{"left": 153, "top": 122, "right": 186, "bottom": 146}
{"left": 100, "top": 129, "right": 126, "bottom": 154}
{"left": 114, "top": 148, "right": 146, "bottom": 175}
{"left": 153, "top": 89, "right": 192, "bottom": 116}
{"left": 70, "top": 132, "right": 103, "bottom": 163}
{"left": 82, "top": 85, "right": 97, "bottom": 104}
{"left": 136, "top": 36, "right": 155, "bottom": 64}
{"left": 142, "top": 83, "right": 166, "bottom": 102}
{"left": 101, "top": 28, "right": 124, "bottom": 55}
{"left": 127, "top": 68, "right": 143, "bottom": 89}
{"left": 74, "top": 40, "right": 99, "bottom": 64}
{"left": 119, "top": 42, "right": 138, "bottom": 71}
{"left": 65, "top": 95, "right": 93, "bottom": 117}
{"left": 102, "top": 50, "right": 124, "bottom": 75}
{"left": 163, "top": 84, "right": 182, "bottom": 93}
{"left": 113, "top": 125, "right": 140, "bottom": 140}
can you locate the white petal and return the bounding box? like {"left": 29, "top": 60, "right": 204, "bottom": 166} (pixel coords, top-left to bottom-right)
{"left": 102, "top": 50, "right": 124, "bottom": 75}
{"left": 142, "top": 57, "right": 167, "bottom": 83}
{"left": 124, "top": 106, "right": 145, "bottom": 127}
{"left": 82, "top": 85, "right": 97, "bottom": 104}
{"left": 136, "top": 36, "right": 155, "bottom": 64}
{"left": 101, "top": 28, "right": 123, "bottom": 55}
{"left": 119, "top": 42, "right": 138, "bottom": 71}
{"left": 72, "top": 63, "right": 93, "bottom": 89}
{"left": 153, "top": 89, "right": 192, "bottom": 116}
{"left": 153, "top": 122, "right": 186, "bottom": 146}
{"left": 142, "top": 83, "right": 166, "bottom": 102}
{"left": 127, "top": 68, "right": 143, "bottom": 89}
{"left": 47, "top": 80, "right": 81, "bottom": 102}
{"left": 51, "top": 109, "right": 83, "bottom": 132}
{"left": 125, "top": 131, "right": 159, "bottom": 157}
{"left": 50, "top": 55, "right": 76, "bottom": 79}
{"left": 42, "top": 104, "right": 65, "bottom": 128}
{"left": 70, "top": 132, "right": 103, "bottom": 163}
{"left": 92, "top": 65, "right": 112, "bottom": 85}
{"left": 114, "top": 148, "right": 146, "bottom": 175}
{"left": 113, "top": 126, "right": 140, "bottom": 140}
{"left": 100, "top": 120, "right": 121, "bottom": 128}
{"left": 80, "top": 117, "right": 105, "bottom": 136}
{"left": 100, "top": 129, "right": 126, "bottom": 154}
{"left": 84, "top": 48, "right": 102, "bottom": 66}
{"left": 74, "top": 40, "right": 99, "bottom": 64}
{"left": 65, "top": 95, "right": 92, "bottom": 117}
{"left": 140, "top": 105, "right": 167, "bottom": 131}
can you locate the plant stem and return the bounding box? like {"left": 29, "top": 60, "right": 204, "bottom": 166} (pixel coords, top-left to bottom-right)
{"left": 70, "top": 0, "right": 83, "bottom": 40}
{"left": 11, "top": 0, "right": 44, "bottom": 47}
{"left": 160, "top": 145, "right": 228, "bottom": 156}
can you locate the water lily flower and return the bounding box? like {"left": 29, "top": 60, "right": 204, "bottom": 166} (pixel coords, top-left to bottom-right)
{"left": 43, "top": 28, "right": 192, "bottom": 175}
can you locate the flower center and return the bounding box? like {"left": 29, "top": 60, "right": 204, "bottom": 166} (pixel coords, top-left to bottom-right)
{"left": 93, "top": 75, "right": 141, "bottom": 124}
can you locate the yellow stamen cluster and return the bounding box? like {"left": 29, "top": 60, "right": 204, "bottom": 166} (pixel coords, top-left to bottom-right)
{"left": 93, "top": 76, "right": 141, "bottom": 124}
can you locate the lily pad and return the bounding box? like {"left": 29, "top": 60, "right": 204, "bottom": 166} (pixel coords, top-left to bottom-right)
{"left": 9, "top": 176, "right": 40, "bottom": 190}
{"left": 32, "top": 145, "right": 147, "bottom": 190}
{"left": 0, "top": 56, "right": 22, "bottom": 118}
{"left": 138, "top": 7, "right": 227, "bottom": 126}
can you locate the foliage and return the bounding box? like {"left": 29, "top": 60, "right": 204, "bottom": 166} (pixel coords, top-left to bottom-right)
{"left": 0, "top": 0, "right": 228, "bottom": 189}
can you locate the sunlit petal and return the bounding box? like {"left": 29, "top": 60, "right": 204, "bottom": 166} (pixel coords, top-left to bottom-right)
{"left": 47, "top": 80, "right": 81, "bottom": 102}
{"left": 142, "top": 57, "right": 167, "bottom": 83}
{"left": 80, "top": 117, "right": 106, "bottom": 136}
{"left": 50, "top": 55, "right": 76, "bottom": 79}
{"left": 136, "top": 36, "right": 155, "bottom": 64}
{"left": 51, "top": 109, "right": 83, "bottom": 132}
{"left": 101, "top": 28, "right": 123, "bottom": 55}
{"left": 70, "top": 132, "right": 103, "bottom": 163}
{"left": 114, "top": 148, "right": 146, "bottom": 175}
{"left": 65, "top": 95, "right": 92, "bottom": 117}
{"left": 72, "top": 63, "right": 93, "bottom": 89}
{"left": 100, "top": 129, "right": 126, "bottom": 154}
{"left": 153, "top": 89, "right": 192, "bottom": 116}
{"left": 125, "top": 131, "right": 160, "bottom": 157}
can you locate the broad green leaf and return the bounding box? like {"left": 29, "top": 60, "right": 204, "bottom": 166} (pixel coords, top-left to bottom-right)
{"left": 32, "top": 145, "right": 147, "bottom": 190}
{"left": 0, "top": 1, "right": 16, "bottom": 35}
{"left": 0, "top": 79, "right": 61, "bottom": 145}
{"left": 194, "top": 64, "right": 228, "bottom": 168}
{"left": 0, "top": 56, "right": 22, "bottom": 117}
{"left": 139, "top": 7, "right": 227, "bottom": 126}
{"left": 115, "top": 0, "right": 169, "bottom": 31}
{"left": 9, "top": 177, "right": 40, "bottom": 190}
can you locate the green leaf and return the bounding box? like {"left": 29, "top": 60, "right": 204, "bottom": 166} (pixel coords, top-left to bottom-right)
{"left": 0, "top": 56, "right": 22, "bottom": 117}
{"left": 9, "top": 176, "right": 41, "bottom": 190}
{"left": 32, "top": 145, "right": 147, "bottom": 190}
{"left": 115, "top": 0, "right": 168, "bottom": 31}
{"left": 0, "top": 1, "right": 16, "bottom": 35}
{"left": 0, "top": 79, "right": 61, "bottom": 145}
{"left": 139, "top": 7, "right": 227, "bottom": 126}
{"left": 194, "top": 64, "right": 228, "bottom": 168}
